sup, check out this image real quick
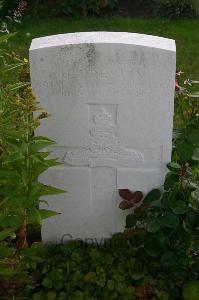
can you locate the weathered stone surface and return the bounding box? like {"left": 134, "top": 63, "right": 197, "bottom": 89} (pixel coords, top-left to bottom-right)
{"left": 29, "top": 32, "right": 176, "bottom": 243}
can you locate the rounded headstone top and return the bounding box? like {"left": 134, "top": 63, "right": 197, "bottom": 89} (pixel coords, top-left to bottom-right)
{"left": 30, "top": 31, "right": 176, "bottom": 52}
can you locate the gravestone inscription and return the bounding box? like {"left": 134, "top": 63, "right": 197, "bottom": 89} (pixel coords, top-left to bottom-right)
{"left": 29, "top": 32, "right": 176, "bottom": 243}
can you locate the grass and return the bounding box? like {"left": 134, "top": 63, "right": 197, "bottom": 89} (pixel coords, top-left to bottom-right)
{"left": 10, "top": 16, "right": 199, "bottom": 79}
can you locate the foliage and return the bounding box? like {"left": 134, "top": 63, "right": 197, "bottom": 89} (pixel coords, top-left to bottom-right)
{"left": 0, "top": 30, "right": 65, "bottom": 297}
{"left": 16, "top": 240, "right": 178, "bottom": 299}
{"left": 118, "top": 74, "right": 199, "bottom": 299}
{"left": 55, "top": 0, "right": 118, "bottom": 17}
{"left": 182, "top": 280, "right": 199, "bottom": 300}
{"left": 1, "top": 0, "right": 198, "bottom": 18}
{"left": 174, "top": 75, "right": 199, "bottom": 127}
{"left": 153, "top": 0, "right": 197, "bottom": 18}
{"left": 0, "top": 0, "right": 119, "bottom": 17}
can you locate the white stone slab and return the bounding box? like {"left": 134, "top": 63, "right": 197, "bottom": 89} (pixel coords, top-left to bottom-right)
{"left": 29, "top": 32, "right": 176, "bottom": 243}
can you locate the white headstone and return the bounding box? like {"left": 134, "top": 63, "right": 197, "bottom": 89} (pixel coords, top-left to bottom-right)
{"left": 29, "top": 32, "right": 176, "bottom": 243}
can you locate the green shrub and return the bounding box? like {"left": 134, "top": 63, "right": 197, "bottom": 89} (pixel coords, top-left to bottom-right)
{"left": 18, "top": 241, "right": 179, "bottom": 299}
{"left": 118, "top": 73, "right": 199, "bottom": 300}
{"left": 0, "top": 0, "right": 119, "bottom": 17}
{"left": 183, "top": 280, "right": 199, "bottom": 300}
{"left": 153, "top": 0, "right": 197, "bottom": 18}
{"left": 0, "top": 29, "right": 65, "bottom": 297}
{"left": 55, "top": 0, "right": 118, "bottom": 16}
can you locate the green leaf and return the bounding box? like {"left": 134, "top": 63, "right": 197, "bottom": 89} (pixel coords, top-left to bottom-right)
{"left": 191, "top": 190, "right": 199, "bottom": 201}
{"left": 32, "top": 292, "right": 44, "bottom": 300}
{"left": 160, "top": 251, "right": 176, "bottom": 266}
{"left": 71, "top": 291, "right": 84, "bottom": 300}
{"left": 144, "top": 189, "right": 161, "bottom": 204}
{"left": 161, "top": 191, "right": 171, "bottom": 208}
{"left": 36, "top": 151, "right": 51, "bottom": 159}
{"left": 162, "top": 187, "right": 178, "bottom": 209}
{"left": 3, "top": 62, "right": 24, "bottom": 72}
{"left": 164, "top": 173, "right": 179, "bottom": 190}
{"left": 29, "top": 208, "right": 42, "bottom": 225}
{"left": 3, "top": 151, "right": 23, "bottom": 162}
{"left": 176, "top": 139, "right": 194, "bottom": 162}
{"left": 0, "top": 266, "right": 14, "bottom": 276}
{"left": 187, "top": 129, "right": 199, "bottom": 146}
{"left": 37, "top": 183, "right": 66, "bottom": 196}
{"left": 107, "top": 280, "right": 114, "bottom": 291}
{"left": 130, "top": 271, "right": 145, "bottom": 280}
{"left": 42, "top": 277, "right": 52, "bottom": 288}
{"left": 173, "top": 128, "right": 184, "bottom": 140}
{"left": 32, "top": 136, "right": 55, "bottom": 143}
{"left": 0, "top": 245, "right": 13, "bottom": 258}
{"left": 30, "top": 158, "right": 61, "bottom": 181}
{"left": 146, "top": 217, "right": 161, "bottom": 233}
{"left": 4, "top": 129, "right": 23, "bottom": 139}
{"left": 0, "top": 33, "right": 16, "bottom": 44}
{"left": 160, "top": 213, "right": 179, "bottom": 228}
{"left": 2, "top": 215, "right": 21, "bottom": 228}
{"left": 29, "top": 140, "right": 55, "bottom": 154}
{"left": 9, "top": 82, "right": 29, "bottom": 91}
{"left": 0, "top": 229, "right": 14, "bottom": 241}
{"left": 171, "top": 201, "right": 190, "bottom": 214}
{"left": 0, "top": 169, "right": 19, "bottom": 179}
{"left": 192, "top": 148, "right": 199, "bottom": 161}
{"left": 188, "top": 91, "right": 199, "bottom": 98}
{"left": 84, "top": 272, "right": 96, "bottom": 283}
{"left": 183, "top": 280, "right": 199, "bottom": 300}
{"left": 184, "top": 212, "right": 198, "bottom": 233}
{"left": 6, "top": 137, "right": 22, "bottom": 147}
{"left": 47, "top": 292, "right": 57, "bottom": 300}
{"left": 167, "top": 162, "right": 181, "bottom": 173}
{"left": 144, "top": 237, "right": 162, "bottom": 257}
{"left": 39, "top": 209, "right": 60, "bottom": 220}
{"left": 29, "top": 182, "right": 66, "bottom": 199}
{"left": 126, "top": 214, "right": 137, "bottom": 228}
